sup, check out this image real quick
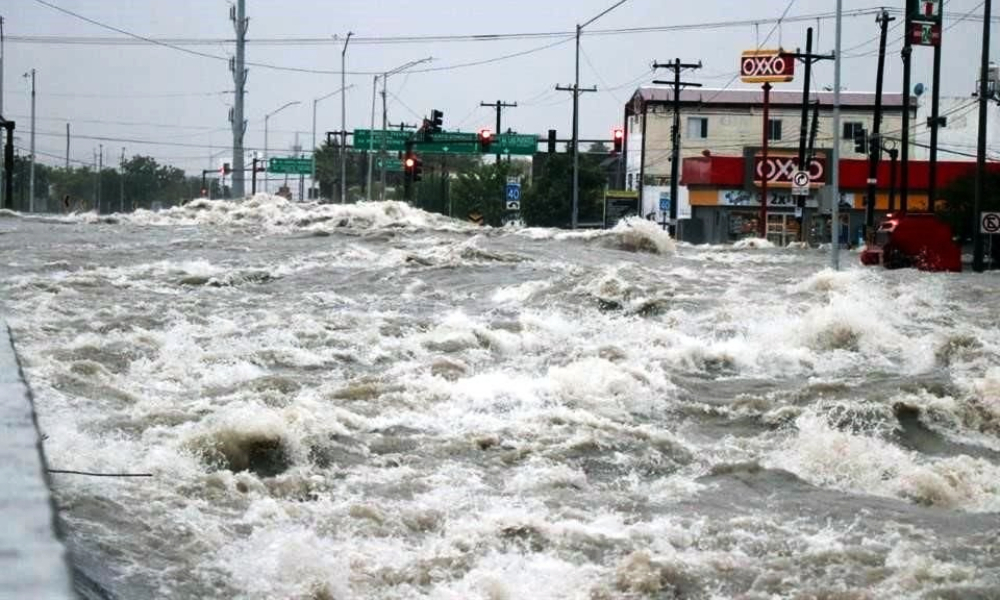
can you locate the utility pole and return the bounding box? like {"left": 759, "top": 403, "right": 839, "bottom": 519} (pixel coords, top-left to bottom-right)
{"left": 973, "top": 0, "right": 991, "bottom": 273}
{"left": 341, "top": 32, "right": 352, "bottom": 204}
{"left": 230, "top": 0, "right": 248, "bottom": 199}
{"left": 927, "top": 0, "right": 945, "bottom": 214}
{"left": 97, "top": 143, "right": 103, "bottom": 214}
{"left": 480, "top": 100, "right": 517, "bottom": 162}
{"left": 1, "top": 15, "right": 5, "bottom": 209}
{"left": 26, "top": 68, "right": 34, "bottom": 213}
{"left": 65, "top": 122, "right": 70, "bottom": 168}
{"left": 119, "top": 147, "right": 125, "bottom": 213}
{"left": 900, "top": 12, "right": 913, "bottom": 213}
{"left": 866, "top": 10, "right": 894, "bottom": 236}
{"left": 652, "top": 59, "right": 701, "bottom": 237}
{"left": 366, "top": 74, "right": 378, "bottom": 201}
{"left": 380, "top": 78, "right": 388, "bottom": 201}
{"left": 557, "top": 0, "right": 628, "bottom": 229}
{"left": 555, "top": 83, "right": 596, "bottom": 227}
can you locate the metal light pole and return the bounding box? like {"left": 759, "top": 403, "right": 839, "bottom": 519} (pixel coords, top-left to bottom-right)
{"left": 312, "top": 85, "right": 351, "bottom": 201}
{"left": 25, "top": 68, "right": 34, "bottom": 213}
{"left": 341, "top": 32, "right": 353, "bottom": 204}
{"left": 263, "top": 100, "right": 300, "bottom": 194}
{"left": 365, "top": 57, "right": 432, "bottom": 202}
{"left": 571, "top": 0, "right": 628, "bottom": 228}
{"left": 831, "top": 0, "right": 843, "bottom": 270}
{"left": 366, "top": 74, "right": 378, "bottom": 201}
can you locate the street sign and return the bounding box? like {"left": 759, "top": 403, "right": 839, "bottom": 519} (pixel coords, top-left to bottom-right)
{"left": 791, "top": 170, "right": 810, "bottom": 196}
{"left": 353, "top": 129, "right": 411, "bottom": 152}
{"left": 493, "top": 133, "right": 539, "bottom": 155}
{"left": 352, "top": 129, "right": 539, "bottom": 156}
{"left": 506, "top": 200, "right": 521, "bottom": 211}
{"left": 506, "top": 182, "right": 521, "bottom": 203}
{"left": 981, "top": 212, "right": 1000, "bottom": 234}
{"left": 376, "top": 158, "right": 404, "bottom": 172}
{"left": 659, "top": 196, "right": 671, "bottom": 212}
{"left": 740, "top": 50, "right": 795, "bottom": 83}
{"left": 268, "top": 157, "right": 312, "bottom": 174}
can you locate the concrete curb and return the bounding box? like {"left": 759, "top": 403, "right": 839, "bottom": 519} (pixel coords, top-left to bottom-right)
{"left": 0, "top": 319, "right": 75, "bottom": 598}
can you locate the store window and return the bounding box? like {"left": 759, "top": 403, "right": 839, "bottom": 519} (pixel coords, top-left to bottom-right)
{"left": 768, "top": 119, "right": 782, "bottom": 141}
{"left": 842, "top": 121, "right": 865, "bottom": 140}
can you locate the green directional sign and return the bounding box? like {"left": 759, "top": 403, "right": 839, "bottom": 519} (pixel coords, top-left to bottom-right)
{"left": 268, "top": 157, "right": 312, "bottom": 174}
{"left": 376, "top": 158, "right": 404, "bottom": 172}
{"left": 493, "top": 133, "right": 539, "bottom": 155}
{"left": 353, "top": 129, "right": 411, "bottom": 152}
{"left": 352, "top": 129, "right": 540, "bottom": 156}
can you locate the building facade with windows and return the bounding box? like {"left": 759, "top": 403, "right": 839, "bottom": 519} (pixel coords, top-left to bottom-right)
{"left": 623, "top": 87, "right": 914, "bottom": 243}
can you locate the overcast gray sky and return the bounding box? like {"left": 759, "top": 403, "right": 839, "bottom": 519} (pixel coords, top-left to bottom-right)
{"left": 1, "top": 0, "right": 993, "bottom": 174}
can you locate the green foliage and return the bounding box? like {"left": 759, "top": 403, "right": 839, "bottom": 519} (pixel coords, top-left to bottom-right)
{"left": 449, "top": 161, "right": 512, "bottom": 226}
{"left": 938, "top": 167, "right": 1000, "bottom": 241}
{"left": 11, "top": 153, "right": 206, "bottom": 213}
{"left": 521, "top": 153, "right": 605, "bottom": 228}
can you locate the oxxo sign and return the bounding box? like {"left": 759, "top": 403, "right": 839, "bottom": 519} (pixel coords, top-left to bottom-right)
{"left": 753, "top": 154, "right": 827, "bottom": 188}
{"left": 740, "top": 50, "right": 795, "bottom": 83}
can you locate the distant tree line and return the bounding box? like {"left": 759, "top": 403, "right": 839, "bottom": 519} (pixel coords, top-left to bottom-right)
{"left": 7, "top": 154, "right": 211, "bottom": 213}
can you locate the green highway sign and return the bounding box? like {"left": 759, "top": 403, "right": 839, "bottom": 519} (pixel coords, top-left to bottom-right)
{"left": 353, "top": 129, "right": 411, "bottom": 152}
{"left": 268, "top": 157, "right": 312, "bottom": 174}
{"left": 376, "top": 158, "right": 404, "bottom": 172}
{"left": 351, "top": 129, "right": 540, "bottom": 156}
{"left": 493, "top": 133, "right": 539, "bottom": 155}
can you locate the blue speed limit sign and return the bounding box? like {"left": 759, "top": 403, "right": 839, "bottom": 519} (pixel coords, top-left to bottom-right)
{"left": 506, "top": 183, "right": 521, "bottom": 201}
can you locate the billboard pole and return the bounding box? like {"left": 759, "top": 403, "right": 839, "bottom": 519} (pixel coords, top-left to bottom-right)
{"left": 759, "top": 82, "right": 771, "bottom": 239}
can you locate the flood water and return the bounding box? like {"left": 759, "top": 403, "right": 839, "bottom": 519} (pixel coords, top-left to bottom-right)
{"left": 1, "top": 196, "right": 999, "bottom": 599}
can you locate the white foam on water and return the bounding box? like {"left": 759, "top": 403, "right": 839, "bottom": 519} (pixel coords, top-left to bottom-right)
{"left": 767, "top": 410, "right": 1000, "bottom": 511}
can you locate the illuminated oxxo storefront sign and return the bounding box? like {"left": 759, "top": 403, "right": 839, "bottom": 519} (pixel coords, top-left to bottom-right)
{"left": 739, "top": 50, "right": 795, "bottom": 83}
{"left": 752, "top": 153, "right": 827, "bottom": 188}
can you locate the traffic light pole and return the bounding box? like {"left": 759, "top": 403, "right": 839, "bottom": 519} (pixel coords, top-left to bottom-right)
{"left": 760, "top": 82, "right": 772, "bottom": 239}
{"left": 928, "top": 2, "right": 944, "bottom": 214}
{"left": 900, "top": 24, "right": 913, "bottom": 213}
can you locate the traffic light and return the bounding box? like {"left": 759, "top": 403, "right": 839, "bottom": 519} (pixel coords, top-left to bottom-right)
{"left": 547, "top": 129, "right": 557, "bottom": 154}
{"left": 404, "top": 154, "right": 423, "bottom": 182}
{"left": 612, "top": 127, "right": 624, "bottom": 153}
{"left": 431, "top": 109, "right": 443, "bottom": 133}
{"left": 413, "top": 156, "right": 423, "bottom": 182}
{"left": 853, "top": 128, "right": 868, "bottom": 154}
{"left": 221, "top": 162, "right": 231, "bottom": 176}
{"left": 479, "top": 128, "right": 494, "bottom": 152}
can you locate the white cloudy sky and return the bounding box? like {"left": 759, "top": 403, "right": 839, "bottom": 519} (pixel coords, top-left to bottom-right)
{"left": 1, "top": 0, "right": 992, "bottom": 173}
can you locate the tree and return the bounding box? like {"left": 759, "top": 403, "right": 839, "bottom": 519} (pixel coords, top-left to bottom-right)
{"left": 587, "top": 141, "right": 610, "bottom": 154}
{"left": 522, "top": 153, "right": 606, "bottom": 228}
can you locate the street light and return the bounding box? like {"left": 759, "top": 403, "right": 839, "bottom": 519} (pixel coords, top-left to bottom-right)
{"left": 570, "top": 0, "right": 628, "bottom": 228}
{"left": 263, "top": 100, "right": 301, "bottom": 193}
{"left": 311, "top": 84, "right": 352, "bottom": 201}
{"left": 365, "top": 56, "right": 432, "bottom": 201}
{"left": 340, "top": 31, "right": 353, "bottom": 204}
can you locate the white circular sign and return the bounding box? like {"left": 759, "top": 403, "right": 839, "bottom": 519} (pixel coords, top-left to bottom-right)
{"left": 792, "top": 170, "right": 810, "bottom": 188}
{"left": 983, "top": 212, "right": 1000, "bottom": 234}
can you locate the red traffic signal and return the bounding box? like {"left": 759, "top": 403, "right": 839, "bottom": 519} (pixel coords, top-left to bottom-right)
{"left": 612, "top": 128, "right": 624, "bottom": 152}
{"left": 404, "top": 156, "right": 416, "bottom": 170}
{"left": 221, "top": 162, "right": 232, "bottom": 176}
{"left": 479, "top": 128, "right": 494, "bottom": 152}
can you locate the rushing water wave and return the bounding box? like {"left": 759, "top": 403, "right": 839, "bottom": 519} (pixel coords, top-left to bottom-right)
{"left": 1, "top": 195, "right": 999, "bottom": 599}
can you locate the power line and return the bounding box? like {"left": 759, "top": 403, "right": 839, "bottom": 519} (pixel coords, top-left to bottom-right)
{"left": 13, "top": 8, "right": 899, "bottom": 48}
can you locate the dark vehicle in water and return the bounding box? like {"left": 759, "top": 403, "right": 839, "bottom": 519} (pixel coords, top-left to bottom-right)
{"left": 860, "top": 213, "right": 962, "bottom": 272}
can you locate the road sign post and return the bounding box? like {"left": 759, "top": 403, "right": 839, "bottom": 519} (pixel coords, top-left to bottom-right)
{"left": 505, "top": 180, "right": 521, "bottom": 211}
